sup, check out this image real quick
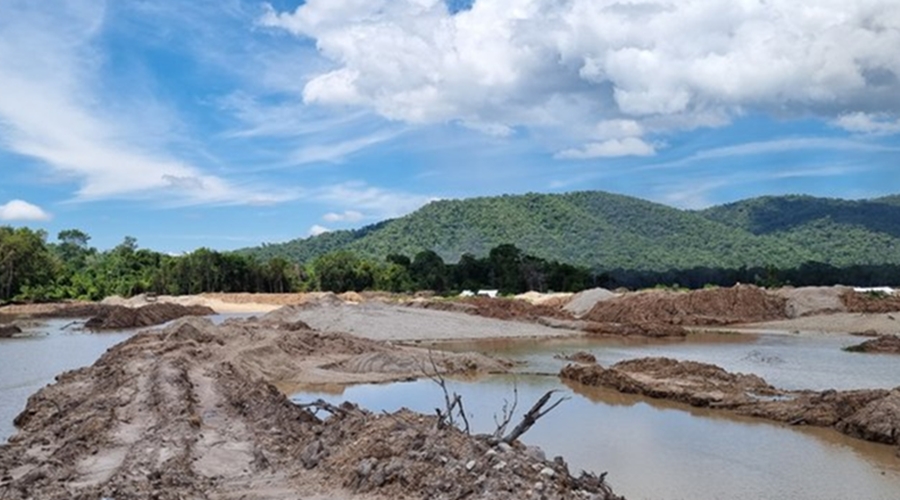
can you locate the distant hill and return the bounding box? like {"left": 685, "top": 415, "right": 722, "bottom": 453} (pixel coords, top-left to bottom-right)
{"left": 240, "top": 191, "right": 900, "bottom": 271}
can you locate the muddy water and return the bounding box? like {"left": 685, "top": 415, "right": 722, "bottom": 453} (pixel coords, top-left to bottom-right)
{"left": 294, "top": 375, "right": 900, "bottom": 500}
{"left": 0, "top": 319, "right": 134, "bottom": 442}
{"left": 440, "top": 331, "right": 900, "bottom": 391}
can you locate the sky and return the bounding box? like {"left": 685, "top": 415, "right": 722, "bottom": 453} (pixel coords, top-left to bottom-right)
{"left": 0, "top": 0, "right": 898, "bottom": 253}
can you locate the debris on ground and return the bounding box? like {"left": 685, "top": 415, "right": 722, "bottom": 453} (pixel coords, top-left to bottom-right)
{"left": 0, "top": 316, "right": 622, "bottom": 499}
{"left": 561, "top": 357, "right": 900, "bottom": 454}
{"left": 844, "top": 335, "right": 900, "bottom": 354}
{"left": 583, "top": 285, "right": 787, "bottom": 326}
{"left": 411, "top": 296, "right": 574, "bottom": 323}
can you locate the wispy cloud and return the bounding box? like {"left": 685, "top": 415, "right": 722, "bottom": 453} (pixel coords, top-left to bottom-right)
{"left": 313, "top": 181, "right": 438, "bottom": 219}
{"left": 0, "top": 1, "right": 293, "bottom": 207}
{"left": 641, "top": 138, "right": 899, "bottom": 171}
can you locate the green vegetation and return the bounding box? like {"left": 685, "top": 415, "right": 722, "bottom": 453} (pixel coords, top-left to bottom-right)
{"left": 4, "top": 191, "right": 900, "bottom": 303}
{"left": 0, "top": 229, "right": 592, "bottom": 303}
{"left": 242, "top": 191, "right": 900, "bottom": 272}
{"left": 0, "top": 228, "right": 300, "bottom": 303}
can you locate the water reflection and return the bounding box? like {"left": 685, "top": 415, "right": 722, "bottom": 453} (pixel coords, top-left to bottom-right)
{"left": 438, "top": 332, "right": 900, "bottom": 391}
{"left": 293, "top": 375, "right": 900, "bottom": 500}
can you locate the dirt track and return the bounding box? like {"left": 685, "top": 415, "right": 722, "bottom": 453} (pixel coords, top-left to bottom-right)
{"left": 0, "top": 317, "right": 620, "bottom": 500}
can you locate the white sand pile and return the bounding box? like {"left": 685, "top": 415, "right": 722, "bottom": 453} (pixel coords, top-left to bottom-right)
{"left": 775, "top": 286, "right": 850, "bottom": 318}
{"left": 563, "top": 287, "right": 617, "bottom": 318}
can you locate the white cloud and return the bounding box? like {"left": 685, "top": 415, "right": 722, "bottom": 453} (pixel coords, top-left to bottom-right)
{"left": 834, "top": 112, "right": 900, "bottom": 135}
{"left": 262, "top": 0, "right": 900, "bottom": 153}
{"left": 556, "top": 137, "right": 655, "bottom": 159}
{"left": 0, "top": 199, "right": 51, "bottom": 221}
{"left": 309, "top": 224, "right": 331, "bottom": 236}
{"left": 0, "top": 2, "right": 294, "bottom": 206}
{"left": 314, "top": 181, "right": 437, "bottom": 219}
{"left": 323, "top": 210, "right": 364, "bottom": 222}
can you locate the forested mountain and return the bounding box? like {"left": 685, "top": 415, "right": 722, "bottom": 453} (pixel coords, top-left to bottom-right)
{"left": 242, "top": 191, "right": 900, "bottom": 271}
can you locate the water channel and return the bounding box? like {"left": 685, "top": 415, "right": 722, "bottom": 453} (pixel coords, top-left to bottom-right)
{"left": 2, "top": 319, "right": 899, "bottom": 499}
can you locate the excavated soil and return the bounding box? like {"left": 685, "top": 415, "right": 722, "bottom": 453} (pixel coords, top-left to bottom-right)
{"left": 561, "top": 358, "right": 900, "bottom": 453}
{"left": 845, "top": 335, "right": 900, "bottom": 354}
{"left": 0, "top": 317, "right": 621, "bottom": 499}
{"left": 583, "top": 285, "right": 787, "bottom": 326}
{"left": 842, "top": 291, "right": 900, "bottom": 314}
{"left": 83, "top": 303, "right": 216, "bottom": 330}
{"left": 582, "top": 322, "right": 688, "bottom": 338}
{"left": 411, "top": 297, "right": 574, "bottom": 323}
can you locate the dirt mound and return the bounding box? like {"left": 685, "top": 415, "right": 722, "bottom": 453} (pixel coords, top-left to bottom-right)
{"left": 775, "top": 286, "right": 849, "bottom": 318}
{"left": 563, "top": 288, "right": 616, "bottom": 318}
{"left": 330, "top": 351, "right": 510, "bottom": 375}
{"left": 583, "top": 322, "right": 688, "bottom": 338}
{"left": 584, "top": 285, "right": 787, "bottom": 326}
{"left": 554, "top": 351, "right": 597, "bottom": 364}
{"left": 562, "top": 357, "right": 777, "bottom": 407}
{"left": 561, "top": 357, "right": 900, "bottom": 452}
{"left": 845, "top": 335, "right": 900, "bottom": 354}
{"left": 842, "top": 290, "right": 900, "bottom": 313}
{"left": 261, "top": 294, "right": 344, "bottom": 322}
{"left": 514, "top": 291, "right": 573, "bottom": 307}
{"left": 82, "top": 303, "right": 215, "bottom": 330}
{"left": 0, "top": 316, "right": 621, "bottom": 499}
{"left": 0, "top": 324, "right": 22, "bottom": 338}
{"left": 414, "top": 297, "right": 573, "bottom": 323}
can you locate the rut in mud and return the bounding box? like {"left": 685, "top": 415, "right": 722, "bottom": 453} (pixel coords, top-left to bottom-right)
{"left": 561, "top": 357, "right": 900, "bottom": 455}
{"left": 0, "top": 317, "right": 621, "bottom": 499}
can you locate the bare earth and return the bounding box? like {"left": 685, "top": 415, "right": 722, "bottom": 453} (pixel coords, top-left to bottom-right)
{"left": 736, "top": 312, "right": 900, "bottom": 336}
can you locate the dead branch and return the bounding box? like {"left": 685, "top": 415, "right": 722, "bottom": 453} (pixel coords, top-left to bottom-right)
{"left": 492, "top": 384, "right": 518, "bottom": 439}
{"left": 502, "top": 390, "right": 569, "bottom": 444}
{"left": 423, "top": 350, "right": 470, "bottom": 434}
{"left": 295, "top": 399, "right": 350, "bottom": 417}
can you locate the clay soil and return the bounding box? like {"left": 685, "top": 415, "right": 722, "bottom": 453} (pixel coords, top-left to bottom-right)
{"left": 561, "top": 358, "right": 900, "bottom": 453}
{"left": 845, "top": 335, "right": 900, "bottom": 354}
{"left": 0, "top": 316, "right": 620, "bottom": 500}
{"left": 583, "top": 285, "right": 788, "bottom": 326}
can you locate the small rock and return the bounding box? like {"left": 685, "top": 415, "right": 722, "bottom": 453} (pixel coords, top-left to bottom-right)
{"left": 493, "top": 461, "right": 507, "bottom": 471}
{"left": 485, "top": 448, "right": 498, "bottom": 457}
{"left": 498, "top": 442, "right": 513, "bottom": 453}
{"left": 540, "top": 467, "right": 556, "bottom": 478}
{"left": 534, "top": 481, "right": 544, "bottom": 491}
{"left": 466, "top": 460, "right": 476, "bottom": 471}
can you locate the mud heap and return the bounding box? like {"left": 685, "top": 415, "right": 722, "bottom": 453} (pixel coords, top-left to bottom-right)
{"left": 842, "top": 290, "right": 900, "bottom": 313}
{"left": 0, "top": 317, "right": 621, "bottom": 499}
{"left": 845, "top": 335, "right": 900, "bottom": 355}
{"left": 412, "top": 296, "right": 574, "bottom": 323}
{"left": 0, "top": 324, "right": 21, "bottom": 338}
{"left": 583, "top": 285, "right": 787, "bottom": 326}
{"left": 83, "top": 303, "right": 216, "bottom": 330}
{"left": 561, "top": 358, "right": 900, "bottom": 453}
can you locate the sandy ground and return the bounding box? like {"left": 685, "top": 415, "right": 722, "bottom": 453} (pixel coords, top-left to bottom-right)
{"left": 735, "top": 312, "right": 900, "bottom": 336}
{"left": 262, "top": 301, "right": 584, "bottom": 343}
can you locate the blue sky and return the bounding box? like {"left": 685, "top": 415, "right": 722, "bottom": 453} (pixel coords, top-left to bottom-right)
{"left": 0, "top": 0, "right": 898, "bottom": 253}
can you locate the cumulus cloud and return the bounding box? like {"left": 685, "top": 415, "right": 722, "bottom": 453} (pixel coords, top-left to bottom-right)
{"left": 262, "top": 0, "right": 900, "bottom": 156}
{"left": 323, "top": 210, "right": 364, "bottom": 222}
{"left": 0, "top": 200, "right": 51, "bottom": 221}
{"left": 834, "top": 112, "right": 900, "bottom": 135}
{"left": 309, "top": 224, "right": 330, "bottom": 236}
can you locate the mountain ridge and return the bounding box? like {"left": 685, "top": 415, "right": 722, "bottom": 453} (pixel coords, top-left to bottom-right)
{"left": 241, "top": 191, "right": 900, "bottom": 271}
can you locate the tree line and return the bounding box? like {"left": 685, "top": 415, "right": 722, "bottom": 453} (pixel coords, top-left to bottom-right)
{"left": 2, "top": 225, "right": 898, "bottom": 304}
